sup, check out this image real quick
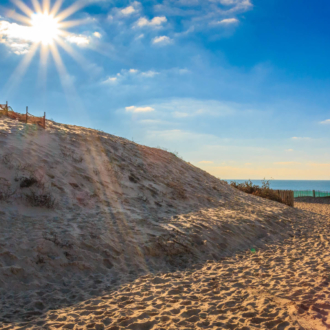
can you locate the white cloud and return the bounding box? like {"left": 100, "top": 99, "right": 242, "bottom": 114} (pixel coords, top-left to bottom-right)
{"left": 217, "top": 18, "right": 239, "bottom": 25}
{"left": 285, "top": 149, "right": 294, "bottom": 152}
{"left": 320, "top": 119, "right": 330, "bottom": 124}
{"left": 121, "top": 6, "right": 136, "bottom": 15}
{"left": 152, "top": 35, "right": 172, "bottom": 45}
{"left": 109, "top": 2, "right": 140, "bottom": 20}
{"left": 0, "top": 20, "right": 34, "bottom": 54}
{"left": 129, "top": 68, "right": 139, "bottom": 73}
{"left": 65, "top": 34, "right": 90, "bottom": 46}
{"left": 136, "top": 16, "right": 167, "bottom": 27}
{"left": 93, "top": 32, "right": 102, "bottom": 38}
{"left": 126, "top": 106, "right": 155, "bottom": 113}
{"left": 0, "top": 19, "right": 90, "bottom": 54}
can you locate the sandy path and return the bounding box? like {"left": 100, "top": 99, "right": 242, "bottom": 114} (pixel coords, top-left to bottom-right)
{"left": 1, "top": 201, "right": 330, "bottom": 330}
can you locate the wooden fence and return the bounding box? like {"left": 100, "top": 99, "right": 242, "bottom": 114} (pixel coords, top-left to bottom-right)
{"left": 294, "top": 190, "right": 330, "bottom": 198}
{"left": 0, "top": 101, "right": 46, "bottom": 129}
{"left": 274, "top": 190, "right": 294, "bottom": 207}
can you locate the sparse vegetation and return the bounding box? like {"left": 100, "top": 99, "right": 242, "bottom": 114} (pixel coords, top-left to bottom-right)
{"left": 230, "top": 180, "right": 287, "bottom": 205}
{"left": 25, "top": 191, "right": 56, "bottom": 208}
{"left": 60, "top": 146, "right": 83, "bottom": 163}
{"left": 19, "top": 177, "right": 38, "bottom": 188}
{"left": 166, "top": 181, "right": 187, "bottom": 200}
{"left": 43, "top": 231, "right": 73, "bottom": 249}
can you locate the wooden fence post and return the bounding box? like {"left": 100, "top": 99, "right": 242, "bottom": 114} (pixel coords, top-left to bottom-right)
{"left": 5, "top": 101, "right": 8, "bottom": 116}
{"left": 44, "top": 112, "right": 46, "bottom": 129}
{"left": 313, "top": 190, "right": 315, "bottom": 198}
{"left": 26, "top": 106, "right": 28, "bottom": 123}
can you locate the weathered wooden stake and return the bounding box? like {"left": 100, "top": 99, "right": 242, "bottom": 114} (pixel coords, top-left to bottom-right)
{"left": 26, "top": 106, "right": 28, "bottom": 123}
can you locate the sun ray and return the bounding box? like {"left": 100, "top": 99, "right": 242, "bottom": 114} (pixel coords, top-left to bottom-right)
{"left": 31, "top": 0, "right": 42, "bottom": 14}
{"left": 49, "top": 42, "right": 81, "bottom": 108}
{"left": 6, "top": 10, "right": 31, "bottom": 25}
{"left": 50, "top": 43, "right": 69, "bottom": 87}
{"left": 10, "top": 0, "right": 34, "bottom": 17}
{"left": 49, "top": 0, "right": 64, "bottom": 17}
{"left": 38, "top": 43, "right": 50, "bottom": 88}
{"left": 58, "top": 18, "right": 90, "bottom": 29}
{"left": 55, "top": 1, "right": 86, "bottom": 22}
{"left": 2, "top": 43, "right": 39, "bottom": 98}
{"left": 42, "top": 0, "right": 51, "bottom": 14}
{"left": 55, "top": 36, "right": 91, "bottom": 69}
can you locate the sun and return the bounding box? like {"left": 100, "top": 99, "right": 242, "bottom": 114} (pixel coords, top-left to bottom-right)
{"left": 30, "top": 12, "right": 59, "bottom": 45}
{"left": 3, "top": 0, "right": 94, "bottom": 99}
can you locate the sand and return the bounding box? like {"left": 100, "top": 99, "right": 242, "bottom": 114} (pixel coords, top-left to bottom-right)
{"left": 1, "top": 117, "right": 330, "bottom": 329}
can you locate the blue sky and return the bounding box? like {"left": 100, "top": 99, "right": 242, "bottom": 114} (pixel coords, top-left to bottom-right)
{"left": 0, "top": 0, "right": 330, "bottom": 179}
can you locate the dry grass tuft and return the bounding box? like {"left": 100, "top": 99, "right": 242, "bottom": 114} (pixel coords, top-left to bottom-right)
{"left": 230, "top": 180, "right": 287, "bottom": 205}
{"left": 25, "top": 191, "right": 56, "bottom": 208}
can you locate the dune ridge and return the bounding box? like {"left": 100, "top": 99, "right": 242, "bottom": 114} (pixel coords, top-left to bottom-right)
{"left": 1, "top": 117, "right": 329, "bottom": 329}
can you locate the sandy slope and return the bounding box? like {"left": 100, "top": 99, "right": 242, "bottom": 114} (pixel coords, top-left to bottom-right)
{"left": 1, "top": 202, "right": 330, "bottom": 330}
{"left": 1, "top": 117, "right": 330, "bottom": 329}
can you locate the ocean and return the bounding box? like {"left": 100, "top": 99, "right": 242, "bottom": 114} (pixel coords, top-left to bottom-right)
{"left": 227, "top": 180, "right": 330, "bottom": 192}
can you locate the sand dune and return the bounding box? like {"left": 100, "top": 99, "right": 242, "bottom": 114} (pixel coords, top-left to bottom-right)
{"left": 1, "top": 117, "right": 330, "bottom": 329}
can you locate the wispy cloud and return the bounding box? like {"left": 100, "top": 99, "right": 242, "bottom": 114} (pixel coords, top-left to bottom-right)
{"left": 173, "top": 112, "right": 189, "bottom": 118}
{"left": 140, "top": 70, "right": 159, "bottom": 77}
{"left": 320, "top": 119, "right": 330, "bottom": 124}
{"left": 145, "top": 98, "right": 237, "bottom": 118}
{"left": 126, "top": 106, "right": 155, "bottom": 113}
{"left": 153, "top": 0, "right": 251, "bottom": 36}
{"left": 139, "top": 119, "right": 162, "bottom": 124}
{"left": 291, "top": 137, "right": 311, "bottom": 140}
{"left": 199, "top": 160, "right": 214, "bottom": 164}
{"left": 102, "top": 69, "right": 159, "bottom": 84}
{"left": 309, "top": 163, "right": 330, "bottom": 167}
{"left": 217, "top": 18, "right": 239, "bottom": 25}
{"left": 103, "top": 77, "right": 118, "bottom": 83}
{"left": 152, "top": 35, "right": 172, "bottom": 45}
{"left": 274, "top": 162, "right": 301, "bottom": 165}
